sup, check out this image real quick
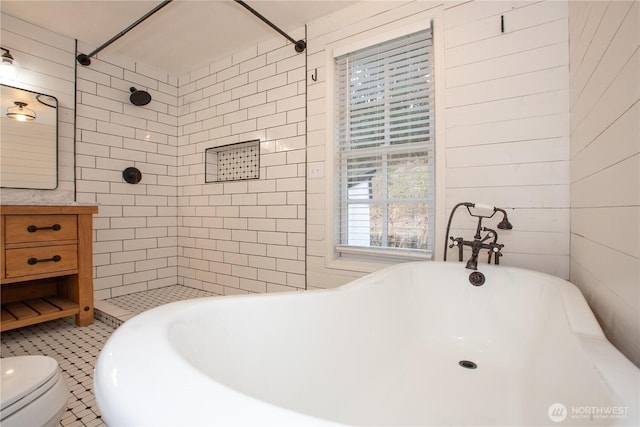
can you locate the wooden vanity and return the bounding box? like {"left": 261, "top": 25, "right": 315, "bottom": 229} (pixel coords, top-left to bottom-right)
{"left": 0, "top": 205, "right": 98, "bottom": 331}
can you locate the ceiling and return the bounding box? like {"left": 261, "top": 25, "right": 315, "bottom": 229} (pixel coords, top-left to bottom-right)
{"left": 0, "top": 0, "right": 356, "bottom": 76}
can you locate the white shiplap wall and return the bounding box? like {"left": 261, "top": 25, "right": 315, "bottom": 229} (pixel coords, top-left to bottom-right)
{"left": 444, "top": 0, "right": 570, "bottom": 278}
{"left": 306, "top": 0, "right": 570, "bottom": 288}
{"left": 0, "top": 13, "right": 76, "bottom": 203}
{"left": 568, "top": 0, "right": 640, "bottom": 367}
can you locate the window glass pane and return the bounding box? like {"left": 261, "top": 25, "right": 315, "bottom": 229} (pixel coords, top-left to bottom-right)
{"left": 335, "top": 27, "right": 434, "bottom": 257}
{"left": 368, "top": 203, "right": 384, "bottom": 247}
{"left": 387, "top": 203, "right": 428, "bottom": 250}
{"left": 383, "top": 152, "right": 429, "bottom": 200}
{"left": 346, "top": 203, "right": 372, "bottom": 246}
{"left": 365, "top": 203, "right": 428, "bottom": 250}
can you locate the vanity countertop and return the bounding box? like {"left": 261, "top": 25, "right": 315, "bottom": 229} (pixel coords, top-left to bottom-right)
{"left": 0, "top": 204, "right": 98, "bottom": 214}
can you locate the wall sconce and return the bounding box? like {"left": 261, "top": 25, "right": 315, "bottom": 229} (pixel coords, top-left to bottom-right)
{"left": 6, "top": 101, "right": 36, "bottom": 122}
{"left": 0, "top": 48, "right": 20, "bottom": 80}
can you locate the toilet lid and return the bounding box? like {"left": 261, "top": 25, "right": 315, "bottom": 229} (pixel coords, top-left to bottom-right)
{"left": 0, "top": 356, "right": 59, "bottom": 410}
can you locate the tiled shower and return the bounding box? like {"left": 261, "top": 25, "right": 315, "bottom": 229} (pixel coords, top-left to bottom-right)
{"left": 72, "top": 23, "right": 309, "bottom": 300}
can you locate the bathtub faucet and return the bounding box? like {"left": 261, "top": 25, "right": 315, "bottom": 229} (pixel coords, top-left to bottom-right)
{"left": 450, "top": 227, "right": 504, "bottom": 270}
{"left": 444, "top": 203, "right": 513, "bottom": 270}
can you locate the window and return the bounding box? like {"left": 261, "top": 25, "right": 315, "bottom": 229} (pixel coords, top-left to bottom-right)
{"left": 334, "top": 28, "right": 434, "bottom": 259}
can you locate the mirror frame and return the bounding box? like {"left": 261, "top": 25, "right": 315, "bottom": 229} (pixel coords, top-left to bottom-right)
{"left": 0, "top": 84, "right": 59, "bottom": 190}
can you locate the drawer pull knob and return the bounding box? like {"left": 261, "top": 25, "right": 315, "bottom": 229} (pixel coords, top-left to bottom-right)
{"left": 27, "top": 255, "right": 62, "bottom": 265}
{"left": 27, "top": 224, "right": 62, "bottom": 233}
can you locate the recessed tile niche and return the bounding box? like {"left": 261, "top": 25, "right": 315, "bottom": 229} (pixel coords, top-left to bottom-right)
{"left": 205, "top": 140, "right": 260, "bottom": 182}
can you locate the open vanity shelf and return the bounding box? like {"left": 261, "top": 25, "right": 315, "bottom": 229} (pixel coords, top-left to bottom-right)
{"left": 0, "top": 205, "right": 98, "bottom": 331}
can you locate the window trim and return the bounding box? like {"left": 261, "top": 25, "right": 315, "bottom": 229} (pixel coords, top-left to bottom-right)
{"left": 324, "top": 12, "right": 446, "bottom": 273}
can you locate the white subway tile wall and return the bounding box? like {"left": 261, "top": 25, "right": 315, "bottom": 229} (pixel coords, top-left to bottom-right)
{"left": 75, "top": 55, "right": 179, "bottom": 299}
{"left": 177, "top": 30, "right": 307, "bottom": 295}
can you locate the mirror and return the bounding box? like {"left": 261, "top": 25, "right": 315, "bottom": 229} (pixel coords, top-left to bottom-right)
{"left": 1, "top": 84, "right": 58, "bottom": 189}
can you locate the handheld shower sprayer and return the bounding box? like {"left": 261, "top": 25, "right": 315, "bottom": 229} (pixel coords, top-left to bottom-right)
{"left": 495, "top": 208, "right": 513, "bottom": 230}
{"left": 463, "top": 203, "right": 513, "bottom": 230}
{"left": 443, "top": 202, "right": 513, "bottom": 268}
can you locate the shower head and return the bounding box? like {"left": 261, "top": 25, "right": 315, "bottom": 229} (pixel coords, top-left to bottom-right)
{"left": 497, "top": 218, "right": 513, "bottom": 230}
{"left": 495, "top": 208, "right": 513, "bottom": 230}
{"left": 129, "top": 87, "right": 151, "bottom": 106}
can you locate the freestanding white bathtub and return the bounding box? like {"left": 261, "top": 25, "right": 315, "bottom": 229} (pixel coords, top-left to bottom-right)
{"left": 94, "top": 261, "right": 639, "bottom": 426}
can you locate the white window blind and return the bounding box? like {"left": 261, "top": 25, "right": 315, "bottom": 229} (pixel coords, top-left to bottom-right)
{"left": 334, "top": 28, "right": 434, "bottom": 258}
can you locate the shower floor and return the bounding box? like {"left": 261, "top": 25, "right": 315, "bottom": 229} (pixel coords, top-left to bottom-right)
{"left": 1, "top": 285, "right": 218, "bottom": 427}
{"left": 95, "top": 285, "right": 219, "bottom": 326}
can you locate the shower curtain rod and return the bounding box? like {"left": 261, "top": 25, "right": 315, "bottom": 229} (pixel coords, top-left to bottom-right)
{"left": 75, "top": 0, "right": 305, "bottom": 67}
{"left": 234, "top": 0, "right": 306, "bottom": 53}
{"left": 76, "top": 0, "right": 173, "bottom": 66}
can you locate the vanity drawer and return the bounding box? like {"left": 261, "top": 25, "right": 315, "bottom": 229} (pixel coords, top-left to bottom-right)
{"left": 4, "top": 244, "right": 78, "bottom": 278}
{"left": 4, "top": 215, "right": 77, "bottom": 244}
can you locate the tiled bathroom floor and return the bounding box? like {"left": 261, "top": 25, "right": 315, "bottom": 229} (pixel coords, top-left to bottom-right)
{"left": 1, "top": 317, "right": 113, "bottom": 427}
{"left": 0, "top": 285, "right": 219, "bottom": 427}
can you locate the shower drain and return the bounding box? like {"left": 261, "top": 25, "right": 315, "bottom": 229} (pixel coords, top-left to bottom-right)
{"left": 459, "top": 360, "right": 478, "bottom": 369}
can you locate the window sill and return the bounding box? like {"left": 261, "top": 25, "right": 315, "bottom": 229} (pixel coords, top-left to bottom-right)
{"left": 327, "top": 246, "right": 433, "bottom": 274}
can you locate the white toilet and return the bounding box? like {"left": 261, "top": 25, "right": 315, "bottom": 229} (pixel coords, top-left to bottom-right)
{"left": 1, "top": 355, "right": 69, "bottom": 427}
